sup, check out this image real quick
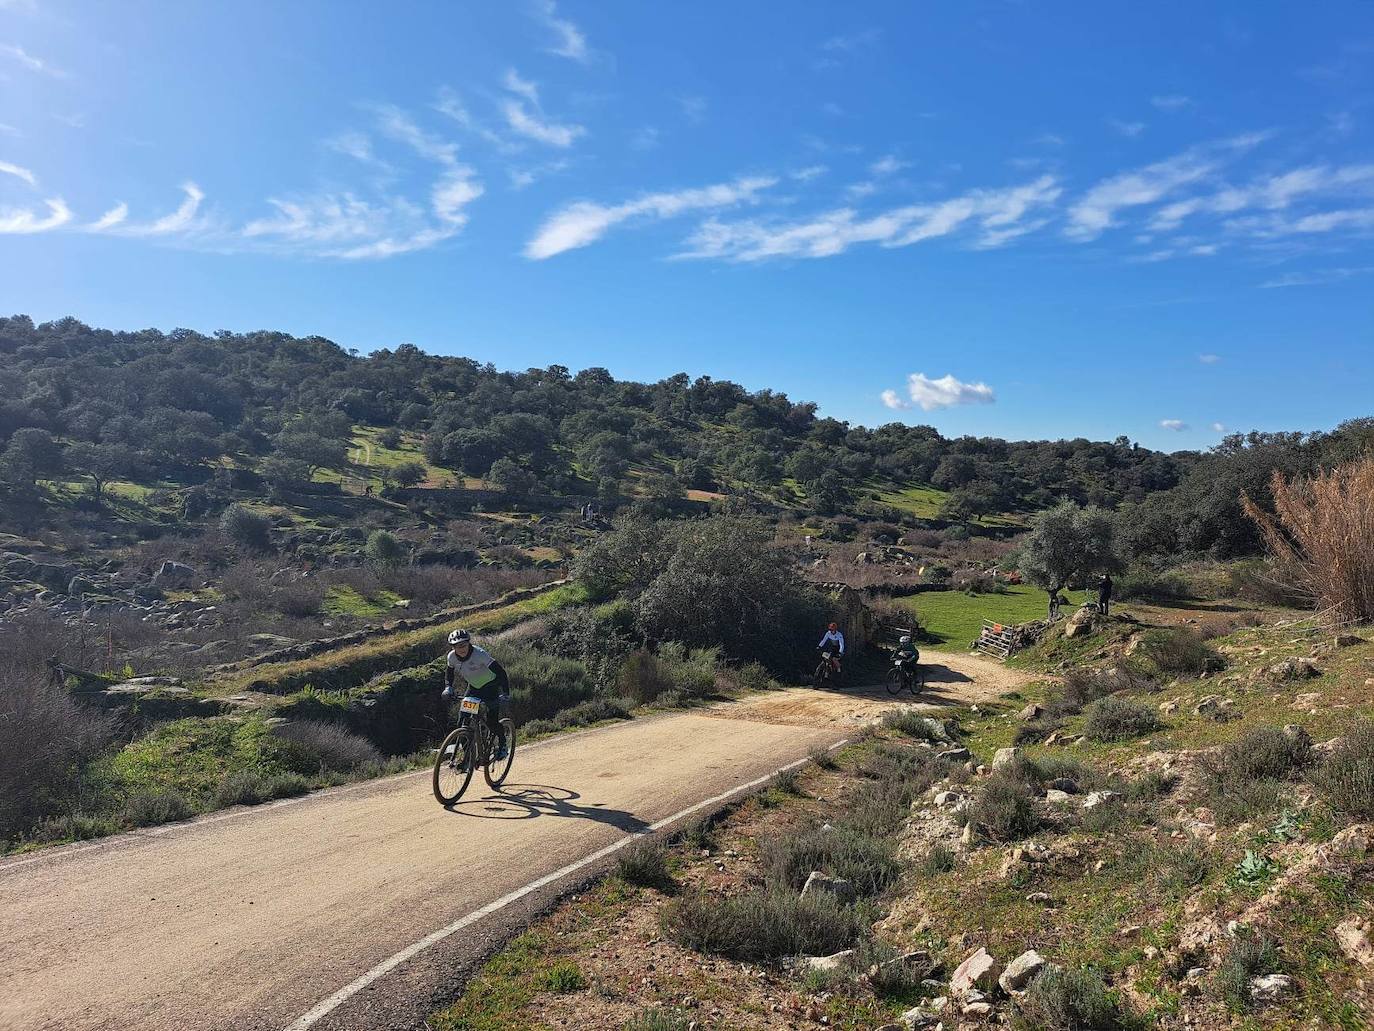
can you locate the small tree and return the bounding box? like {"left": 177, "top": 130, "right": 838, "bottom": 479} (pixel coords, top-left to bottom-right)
{"left": 488, "top": 457, "right": 536, "bottom": 496}
{"left": 67, "top": 441, "right": 137, "bottom": 500}
{"left": 1018, "top": 501, "right": 1118, "bottom": 606}
{"left": 220, "top": 504, "right": 272, "bottom": 550}
{"left": 392, "top": 461, "right": 426, "bottom": 488}
{"left": 365, "top": 529, "right": 407, "bottom": 567}
{"left": 261, "top": 454, "right": 312, "bottom": 492}
{"left": 0, "top": 428, "right": 63, "bottom": 487}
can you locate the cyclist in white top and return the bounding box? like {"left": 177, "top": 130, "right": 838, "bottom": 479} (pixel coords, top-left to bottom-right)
{"left": 817, "top": 621, "right": 846, "bottom": 672}
{"left": 441, "top": 628, "right": 511, "bottom": 760}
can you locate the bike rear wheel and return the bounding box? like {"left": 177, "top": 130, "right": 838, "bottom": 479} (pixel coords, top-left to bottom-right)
{"left": 432, "top": 726, "right": 475, "bottom": 806}
{"left": 911, "top": 665, "right": 926, "bottom": 694}
{"left": 483, "top": 719, "right": 516, "bottom": 789}
{"left": 885, "top": 668, "right": 903, "bottom": 696}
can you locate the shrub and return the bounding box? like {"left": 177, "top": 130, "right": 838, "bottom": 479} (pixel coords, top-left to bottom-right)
{"left": 1310, "top": 719, "right": 1374, "bottom": 818}
{"left": 1155, "top": 840, "right": 1214, "bottom": 893}
{"left": 211, "top": 770, "right": 310, "bottom": 809}
{"left": 623, "top": 1008, "right": 690, "bottom": 1031}
{"left": 616, "top": 840, "right": 676, "bottom": 892}
{"left": 1116, "top": 567, "right": 1191, "bottom": 602}
{"left": 918, "top": 843, "right": 956, "bottom": 876}
{"left": 1046, "top": 667, "right": 1154, "bottom": 718}
{"left": 1018, "top": 965, "right": 1132, "bottom": 1030}
{"left": 1243, "top": 457, "right": 1374, "bottom": 622}
{"left": 121, "top": 789, "right": 194, "bottom": 828}
{"left": 532, "top": 960, "right": 587, "bottom": 993}
{"left": 220, "top": 504, "right": 271, "bottom": 550}
{"left": 883, "top": 710, "right": 952, "bottom": 742}
{"left": 1216, "top": 931, "right": 1278, "bottom": 1013}
{"left": 763, "top": 824, "right": 900, "bottom": 898}
{"left": 661, "top": 888, "right": 865, "bottom": 961}
{"left": 275, "top": 721, "right": 383, "bottom": 772}
{"left": 1219, "top": 725, "right": 1311, "bottom": 783}
{"left": 0, "top": 667, "right": 116, "bottom": 842}
{"left": 967, "top": 773, "right": 1039, "bottom": 842}
{"left": 1135, "top": 629, "right": 1222, "bottom": 676}
{"left": 809, "top": 746, "right": 838, "bottom": 770}
{"left": 1082, "top": 696, "right": 1163, "bottom": 742}
{"left": 272, "top": 578, "right": 325, "bottom": 618}
{"left": 770, "top": 767, "right": 803, "bottom": 796}
{"left": 365, "top": 529, "right": 407, "bottom": 567}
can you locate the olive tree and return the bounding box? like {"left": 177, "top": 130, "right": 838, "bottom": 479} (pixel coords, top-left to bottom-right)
{"left": 1018, "top": 500, "right": 1119, "bottom": 605}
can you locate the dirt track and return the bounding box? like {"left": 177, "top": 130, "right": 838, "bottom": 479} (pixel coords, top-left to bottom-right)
{"left": 0, "top": 653, "right": 1032, "bottom": 1031}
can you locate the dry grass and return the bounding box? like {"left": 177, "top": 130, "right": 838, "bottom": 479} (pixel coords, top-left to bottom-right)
{"left": 1243, "top": 456, "right": 1374, "bottom": 623}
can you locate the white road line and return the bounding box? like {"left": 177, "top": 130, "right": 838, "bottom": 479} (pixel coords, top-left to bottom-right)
{"left": 280, "top": 737, "right": 850, "bottom": 1031}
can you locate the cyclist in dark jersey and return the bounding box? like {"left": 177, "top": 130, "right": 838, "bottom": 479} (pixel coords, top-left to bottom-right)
{"left": 441, "top": 629, "right": 511, "bottom": 760}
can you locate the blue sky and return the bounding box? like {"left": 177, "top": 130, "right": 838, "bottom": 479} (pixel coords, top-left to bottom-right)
{"left": 1, "top": 1, "right": 1371, "bottom": 450}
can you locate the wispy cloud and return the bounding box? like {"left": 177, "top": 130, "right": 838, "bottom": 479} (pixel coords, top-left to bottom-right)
{"left": 1108, "top": 118, "right": 1146, "bottom": 138}
{"left": 369, "top": 104, "right": 460, "bottom": 165}
{"left": 869, "top": 155, "right": 909, "bottom": 176}
{"left": 0, "top": 123, "right": 20, "bottom": 137}
{"left": 1151, "top": 94, "right": 1192, "bottom": 111}
{"left": 120, "top": 182, "right": 207, "bottom": 237}
{"left": 1159, "top": 418, "right": 1188, "bottom": 431}
{"left": 678, "top": 176, "right": 1061, "bottom": 262}
{"left": 883, "top": 373, "right": 996, "bottom": 412}
{"left": 526, "top": 175, "right": 777, "bottom": 259}
{"left": 500, "top": 69, "right": 585, "bottom": 148}
{"left": 0, "top": 42, "right": 65, "bottom": 77}
{"left": 534, "top": 0, "right": 589, "bottom": 63}
{"left": 88, "top": 203, "right": 127, "bottom": 231}
{"left": 1198, "top": 353, "right": 1221, "bottom": 364}
{"left": 1065, "top": 134, "right": 1266, "bottom": 240}
{"left": 1260, "top": 265, "right": 1374, "bottom": 288}
{"left": 0, "top": 159, "right": 36, "bottom": 186}
{"left": 679, "top": 96, "right": 707, "bottom": 125}
{"left": 1211, "top": 422, "right": 1226, "bottom": 433}
{"left": 0, "top": 197, "right": 70, "bottom": 233}
{"left": 791, "top": 165, "right": 828, "bottom": 182}
{"left": 1149, "top": 164, "right": 1374, "bottom": 232}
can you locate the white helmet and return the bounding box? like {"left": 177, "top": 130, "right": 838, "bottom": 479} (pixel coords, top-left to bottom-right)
{"left": 899, "top": 635, "right": 912, "bottom": 645}
{"left": 448, "top": 628, "right": 471, "bottom": 647}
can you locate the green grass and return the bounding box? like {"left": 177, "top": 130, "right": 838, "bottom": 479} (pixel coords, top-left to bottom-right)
{"left": 322, "top": 584, "right": 404, "bottom": 617}
{"left": 900, "top": 583, "right": 1051, "bottom": 649}
{"left": 874, "top": 483, "right": 949, "bottom": 518}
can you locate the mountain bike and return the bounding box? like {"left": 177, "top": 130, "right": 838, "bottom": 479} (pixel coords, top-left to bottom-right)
{"left": 432, "top": 694, "right": 516, "bottom": 806}
{"left": 885, "top": 655, "right": 925, "bottom": 695}
{"left": 812, "top": 649, "right": 842, "bottom": 688}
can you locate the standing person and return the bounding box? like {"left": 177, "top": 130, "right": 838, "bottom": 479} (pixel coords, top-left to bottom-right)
{"left": 1049, "top": 590, "right": 1063, "bottom": 621}
{"left": 1098, "top": 573, "right": 1113, "bottom": 618}
{"left": 441, "top": 629, "right": 511, "bottom": 760}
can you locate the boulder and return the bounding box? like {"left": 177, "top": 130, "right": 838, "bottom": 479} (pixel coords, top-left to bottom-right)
{"left": 801, "top": 949, "right": 854, "bottom": 973}
{"left": 1082, "top": 790, "right": 1121, "bottom": 811}
{"left": 933, "top": 790, "right": 965, "bottom": 808}
{"left": 1281, "top": 724, "right": 1313, "bottom": 750}
{"left": 998, "top": 950, "right": 1047, "bottom": 994}
{"left": 1064, "top": 608, "right": 1095, "bottom": 638}
{"left": 1335, "top": 916, "right": 1374, "bottom": 966}
{"left": 1268, "top": 657, "right": 1320, "bottom": 680}
{"left": 937, "top": 747, "right": 971, "bottom": 763}
{"left": 1016, "top": 703, "right": 1044, "bottom": 722}
{"left": 1249, "top": 973, "right": 1295, "bottom": 1004}
{"left": 66, "top": 575, "right": 99, "bottom": 597}
{"left": 801, "top": 871, "right": 857, "bottom": 905}
{"left": 949, "top": 947, "right": 999, "bottom": 997}
{"left": 991, "top": 747, "right": 1020, "bottom": 771}
{"left": 153, "top": 560, "right": 197, "bottom": 589}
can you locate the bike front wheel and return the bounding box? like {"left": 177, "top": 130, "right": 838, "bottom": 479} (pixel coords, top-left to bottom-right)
{"left": 433, "top": 726, "right": 475, "bottom": 806}
{"left": 885, "top": 668, "right": 903, "bottom": 696}
{"left": 483, "top": 719, "right": 516, "bottom": 789}
{"left": 813, "top": 661, "right": 830, "bottom": 688}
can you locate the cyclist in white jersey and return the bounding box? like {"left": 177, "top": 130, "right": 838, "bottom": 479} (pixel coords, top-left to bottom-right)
{"left": 441, "top": 628, "right": 511, "bottom": 759}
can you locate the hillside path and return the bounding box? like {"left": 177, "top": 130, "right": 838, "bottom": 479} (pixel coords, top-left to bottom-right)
{"left": 0, "top": 657, "right": 1032, "bottom": 1031}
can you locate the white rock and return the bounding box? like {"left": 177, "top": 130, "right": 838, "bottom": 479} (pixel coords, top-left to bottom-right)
{"left": 802, "top": 949, "right": 854, "bottom": 973}
{"left": 998, "top": 949, "right": 1046, "bottom": 993}
{"left": 991, "top": 747, "right": 1020, "bottom": 770}
{"left": 1249, "top": 973, "right": 1295, "bottom": 1003}
{"left": 1335, "top": 916, "right": 1374, "bottom": 966}
{"left": 949, "top": 947, "right": 999, "bottom": 997}
{"left": 1081, "top": 790, "right": 1122, "bottom": 811}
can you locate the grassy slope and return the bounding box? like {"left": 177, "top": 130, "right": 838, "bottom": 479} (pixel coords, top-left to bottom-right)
{"left": 900, "top": 584, "right": 1078, "bottom": 649}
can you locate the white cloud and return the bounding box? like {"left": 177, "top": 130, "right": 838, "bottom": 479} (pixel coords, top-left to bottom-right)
{"left": 846, "top": 181, "right": 877, "bottom": 199}
{"left": 679, "top": 176, "right": 1061, "bottom": 261}
{"left": 1198, "top": 353, "right": 1221, "bottom": 364}
{"left": 500, "top": 70, "right": 585, "bottom": 148}
{"left": 1152, "top": 94, "right": 1192, "bottom": 111}
{"left": 1260, "top": 265, "right": 1374, "bottom": 288}
{"left": 124, "top": 182, "right": 206, "bottom": 236}
{"left": 821, "top": 29, "right": 881, "bottom": 53}
{"left": 0, "top": 197, "right": 70, "bottom": 233}
{"left": 885, "top": 373, "right": 995, "bottom": 412}
{"left": 370, "top": 105, "right": 459, "bottom": 165}
{"left": 0, "top": 42, "right": 64, "bottom": 77}
{"left": 88, "top": 202, "right": 127, "bottom": 230}
{"left": 327, "top": 131, "right": 379, "bottom": 165}
{"left": 0, "top": 123, "right": 19, "bottom": 137}
{"left": 1033, "top": 133, "right": 1065, "bottom": 147}
{"left": 0, "top": 159, "right": 35, "bottom": 186}
{"left": 1149, "top": 164, "right": 1374, "bottom": 233}
{"left": 1108, "top": 119, "right": 1146, "bottom": 138}
{"left": 870, "top": 155, "right": 909, "bottom": 176}
{"left": 679, "top": 96, "right": 707, "bottom": 124}
{"left": 791, "top": 165, "right": 828, "bottom": 182}
{"left": 630, "top": 126, "right": 660, "bottom": 151}
{"left": 526, "top": 175, "right": 777, "bottom": 259}
{"left": 1065, "top": 134, "right": 1266, "bottom": 240}
{"left": 1159, "top": 419, "right": 1188, "bottom": 431}
{"left": 1211, "top": 422, "right": 1226, "bottom": 433}
{"left": 535, "top": 0, "right": 589, "bottom": 63}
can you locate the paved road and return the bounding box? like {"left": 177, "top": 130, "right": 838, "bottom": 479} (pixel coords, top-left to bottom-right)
{"left": 0, "top": 657, "right": 1027, "bottom": 1031}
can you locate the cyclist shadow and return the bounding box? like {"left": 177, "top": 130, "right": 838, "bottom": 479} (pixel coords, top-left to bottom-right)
{"left": 444, "top": 782, "right": 651, "bottom": 833}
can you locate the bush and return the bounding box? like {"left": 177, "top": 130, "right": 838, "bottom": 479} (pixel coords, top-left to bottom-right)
{"left": 770, "top": 767, "right": 803, "bottom": 796}
{"left": 1116, "top": 567, "right": 1191, "bottom": 602}
{"left": 1310, "top": 719, "right": 1374, "bottom": 818}
{"left": 121, "top": 789, "right": 194, "bottom": 828}
{"left": 883, "top": 710, "right": 952, "bottom": 742}
{"left": 1216, "top": 931, "right": 1278, "bottom": 1013}
{"left": 661, "top": 888, "right": 865, "bottom": 961}
{"left": 275, "top": 721, "right": 383, "bottom": 773}
{"left": 1135, "top": 629, "right": 1222, "bottom": 676}
{"left": 220, "top": 504, "right": 271, "bottom": 550}
{"left": 211, "top": 770, "right": 310, "bottom": 809}
{"left": 532, "top": 960, "right": 587, "bottom": 993}
{"left": 272, "top": 578, "right": 325, "bottom": 618}
{"left": 623, "top": 1008, "right": 690, "bottom": 1031}
{"left": 967, "top": 773, "right": 1039, "bottom": 842}
{"left": 1046, "top": 667, "right": 1154, "bottom": 718}
{"left": 0, "top": 667, "right": 116, "bottom": 842}
{"left": 918, "top": 843, "right": 956, "bottom": 876}
{"left": 365, "top": 529, "right": 407, "bottom": 567}
{"left": 616, "top": 840, "right": 676, "bottom": 892}
{"left": 1019, "top": 965, "right": 1132, "bottom": 1030}
{"left": 1219, "top": 725, "right": 1311, "bottom": 783}
{"left": 1082, "top": 696, "right": 1163, "bottom": 742}
{"left": 763, "top": 824, "right": 901, "bottom": 898}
